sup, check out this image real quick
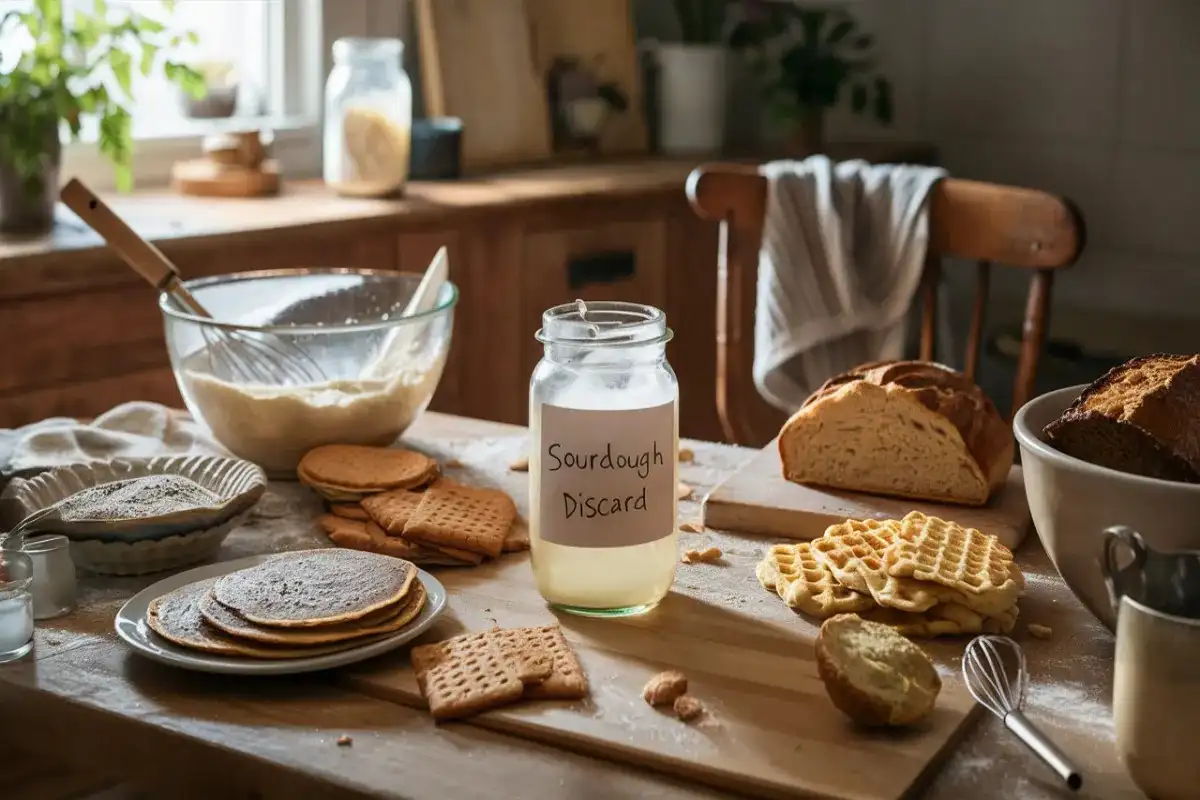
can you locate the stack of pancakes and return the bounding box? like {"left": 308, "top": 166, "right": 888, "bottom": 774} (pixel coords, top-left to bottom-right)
{"left": 756, "top": 511, "right": 1023, "bottom": 638}
{"left": 146, "top": 549, "right": 427, "bottom": 659}
{"left": 299, "top": 444, "right": 529, "bottom": 568}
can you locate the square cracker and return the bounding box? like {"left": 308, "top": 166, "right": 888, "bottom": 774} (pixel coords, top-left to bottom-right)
{"left": 411, "top": 633, "right": 525, "bottom": 721}
{"left": 403, "top": 483, "right": 516, "bottom": 559}
{"left": 485, "top": 628, "right": 553, "bottom": 685}
{"left": 362, "top": 489, "right": 424, "bottom": 535}
{"left": 503, "top": 517, "right": 531, "bottom": 553}
{"left": 517, "top": 625, "right": 589, "bottom": 700}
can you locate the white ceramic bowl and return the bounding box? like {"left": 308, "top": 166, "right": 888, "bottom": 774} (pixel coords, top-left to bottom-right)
{"left": 1013, "top": 385, "right": 1200, "bottom": 631}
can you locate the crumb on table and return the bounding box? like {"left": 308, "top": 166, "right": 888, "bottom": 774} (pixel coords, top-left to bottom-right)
{"left": 337, "top": 735, "right": 353, "bottom": 747}
{"left": 443, "top": 458, "right": 464, "bottom": 469}
{"left": 509, "top": 455, "right": 529, "bottom": 472}
{"left": 677, "top": 482, "right": 693, "bottom": 501}
{"left": 678, "top": 447, "right": 695, "bottom": 463}
{"left": 674, "top": 694, "right": 704, "bottom": 722}
{"left": 1028, "top": 623, "right": 1053, "bottom": 640}
{"left": 681, "top": 546, "right": 722, "bottom": 564}
{"left": 679, "top": 521, "right": 704, "bottom": 534}
{"left": 643, "top": 670, "right": 688, "bottom": 706}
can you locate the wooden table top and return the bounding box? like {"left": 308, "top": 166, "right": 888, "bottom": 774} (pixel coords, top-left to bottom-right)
{"left": 0, "top": 412, "right": 1138, "bottom": 799}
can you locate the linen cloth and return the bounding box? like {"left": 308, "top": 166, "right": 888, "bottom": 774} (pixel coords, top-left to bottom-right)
{"left": 754, "top": 155, "right": 947, "bottom": 410}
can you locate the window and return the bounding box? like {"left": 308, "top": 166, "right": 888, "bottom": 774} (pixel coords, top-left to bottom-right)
{"left": 0, "top": 0, "right": 323, "bottom": 190}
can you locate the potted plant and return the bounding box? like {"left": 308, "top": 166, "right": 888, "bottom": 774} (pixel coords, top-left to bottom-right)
{"left": 0, "top": 0, "right": 205, "bottom": 235}
{"left": 731, "top": 3, "right": 893, "bottom": 155}
{"left": 652, "top": 0, "right": 735, "bottom": 155}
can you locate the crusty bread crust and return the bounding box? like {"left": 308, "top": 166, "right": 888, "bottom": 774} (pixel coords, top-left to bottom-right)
{"left": 782, "top": 360, "right": 1013, "bottom": 504}
{"left": 1043, "top": 354, "right": 1200, "bottom": 483}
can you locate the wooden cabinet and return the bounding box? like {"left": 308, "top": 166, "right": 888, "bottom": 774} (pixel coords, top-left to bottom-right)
{"left": 0, "top": 145, "right": 934, "bottom": 442}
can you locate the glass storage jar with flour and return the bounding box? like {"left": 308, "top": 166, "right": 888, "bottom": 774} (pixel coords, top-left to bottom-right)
{"left": 529, "top": 301, "right": 679, "bottom": 617}
{"left": 324, "top": 37, "right": 412, "bottom": 198}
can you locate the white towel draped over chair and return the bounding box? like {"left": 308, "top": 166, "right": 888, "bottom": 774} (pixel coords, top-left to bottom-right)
{"left": 754, "top": 156, "right": 947, "bottom": 411}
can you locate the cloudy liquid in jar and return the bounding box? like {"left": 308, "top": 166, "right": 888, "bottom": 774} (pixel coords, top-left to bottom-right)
{"left": 529, "top": 304, "right": 679, "bottom": 617}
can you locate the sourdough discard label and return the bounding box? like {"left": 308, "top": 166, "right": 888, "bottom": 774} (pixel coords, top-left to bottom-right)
{"left": 537, "top": 401, "right": 677, "bottom": 548}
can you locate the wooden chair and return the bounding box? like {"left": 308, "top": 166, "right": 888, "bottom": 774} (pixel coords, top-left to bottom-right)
{"left": 686, "top": 163, "right": 1086, "bottom": 447}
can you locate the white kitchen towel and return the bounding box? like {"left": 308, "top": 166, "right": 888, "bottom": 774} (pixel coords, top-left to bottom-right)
{"left": 754, "top": 155, "right": 947, "bottom": 411}
{"left": 0, "top": 401, "right": 228, "bottom": 477}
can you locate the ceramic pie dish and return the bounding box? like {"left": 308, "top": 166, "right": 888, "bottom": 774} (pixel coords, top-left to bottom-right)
{"left": 1, "top": 455, "right": 266, "bottom": 542}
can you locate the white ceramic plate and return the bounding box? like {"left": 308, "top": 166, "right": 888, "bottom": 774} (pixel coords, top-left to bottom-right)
{"left": 114, "top": 554, "right": 446, "bottom": 675}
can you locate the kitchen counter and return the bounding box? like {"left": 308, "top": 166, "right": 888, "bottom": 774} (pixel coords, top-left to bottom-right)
{"left": 0, "top": 411, "right": 1137, "bottom": 799}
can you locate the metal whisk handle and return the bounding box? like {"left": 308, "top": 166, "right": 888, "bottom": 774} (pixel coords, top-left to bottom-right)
{"left": 1004, "top": 709, "right": 1082, "bottom": 791}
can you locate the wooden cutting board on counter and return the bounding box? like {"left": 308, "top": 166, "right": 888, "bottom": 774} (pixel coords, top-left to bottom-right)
{"left": 703, "top": 440, "right": 1031, "bottom": 550}
{"left": 339, "top": 543, "right": 981, "bottom": 800}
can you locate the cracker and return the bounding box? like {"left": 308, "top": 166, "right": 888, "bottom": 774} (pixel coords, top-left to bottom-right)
{"left": 411, "top": 633, "right": 525, "bottom": 721}
{"left": 299, "top": 445, "right": 438, "bottom": 492}
{"left": 329, "top": 503, "right": 370, "bottom": 521}
{"left": 403, "top": 483, "right": 516, "bottom": 559}
{"left": 361, "top": 489, "right": 424, "bottom": 535}
{"left": 485, "top": 627, "right": 554, "bottom": 685}
{"left": 520, "top": 625, "right": 589, "bottom": 700}
{"left": 321, "top": 514, "right": 467, "bottom": 567}
{"left": 679, "top": 521, "right": 704, "bottom": 534}
{"left": 503, "top": 517, "right": 531, "bottom": 553}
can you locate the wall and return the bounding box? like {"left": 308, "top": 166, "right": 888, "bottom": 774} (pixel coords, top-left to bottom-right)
{"left": 638, "top": 0, "right": 1200, "bottom": 359}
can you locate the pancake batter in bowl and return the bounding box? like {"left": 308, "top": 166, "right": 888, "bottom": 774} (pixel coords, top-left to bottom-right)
{"left": 183, "top": 352, "right": 444, "bottom": 476}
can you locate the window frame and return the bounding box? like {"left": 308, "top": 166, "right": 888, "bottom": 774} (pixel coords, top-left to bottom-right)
{"left": 58, "top": 0, "right": 330, "bottom": 192}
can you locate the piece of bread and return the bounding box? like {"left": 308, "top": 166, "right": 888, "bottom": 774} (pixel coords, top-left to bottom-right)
{"left": 1042, "top": 354, "right": 1200, "bottom": 483}
{"left": 815, "top": 613, "right": 941, "bottom": 727}
{"left": 778, "top": 361, "right": 1013, "bottom": 506}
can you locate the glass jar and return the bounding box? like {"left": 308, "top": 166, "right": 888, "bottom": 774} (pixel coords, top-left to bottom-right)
{"left": 0, "top": 548, "right": 34, "bottom": 663}
{"left": 23, "top": 535, "right": 76, "bottom": 620}
{"left": 323, "top": 37, "right": 413, "bottom": 198}
{"left": 529, "top": 301, "right": 679, "bottom": 617}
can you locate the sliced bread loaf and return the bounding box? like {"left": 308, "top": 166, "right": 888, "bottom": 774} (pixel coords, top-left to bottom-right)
{"left": 815, "top": 613, "right": 941, "bottom": 727}
{"left": 1042, "top": 354, "right": 1200, "bottom": 483}
{"left": 778, "top": 361, "right": 1013, "bottom": 506}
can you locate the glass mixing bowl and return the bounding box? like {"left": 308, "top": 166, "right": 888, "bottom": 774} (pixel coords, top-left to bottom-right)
{"left": 160, "top": 268, "right": 457, "bottom": 476}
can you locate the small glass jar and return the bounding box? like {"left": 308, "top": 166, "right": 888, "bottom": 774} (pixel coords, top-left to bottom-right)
{"left": 323, "top": 37, "right": 413, "bottom": 198}
{"left": 0, "top": 549, "right": 34, "bottom": 663}
{"left": 529, "top": 301, "right": 679, "bottom": 617}
{"left": 23, "top": 535, "right": 76, "bottom": 620}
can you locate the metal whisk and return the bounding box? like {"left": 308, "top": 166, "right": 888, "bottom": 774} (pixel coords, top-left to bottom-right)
{"left": 60, "top": 179, "right": 326, "bottom": 386}
{"left": 963, "top": 635, "right": 1082, "bottom": 792}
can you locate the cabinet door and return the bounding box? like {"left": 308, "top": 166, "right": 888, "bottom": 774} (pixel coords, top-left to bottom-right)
{"left": 520, "top": 218, "right": 668, "bottom": 393}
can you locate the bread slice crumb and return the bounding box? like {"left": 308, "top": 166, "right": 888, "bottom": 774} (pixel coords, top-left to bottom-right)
{"left": 674, "top": 694, "right": 704, "bottom": 722}
{"left": 337, "top": 735, "right": 353, "bottom": 746}
{"left": 509, "top": 455, "right": 529, "bottom": 472}
{"left": 1027, "top": 623, "right": 1053, "bottom": 640}
{"left": 681, "top": 546, "right": 722, "bottom": 564}
{"left": 677, "top": 482, "right": 693, "bottom": 500}
{"left": 678, "top": 447, "right": 695, "bottom": 463}
{"left": 643, "top": 670, "right": 688, "bottom": 706}
{"left": 679, "top": 521, "right": 704, "bottom": 533}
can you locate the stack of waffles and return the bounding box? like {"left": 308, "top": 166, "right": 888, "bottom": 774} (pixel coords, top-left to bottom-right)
{"left": 756, "top": 511, "right": 1023, "bottom": 638}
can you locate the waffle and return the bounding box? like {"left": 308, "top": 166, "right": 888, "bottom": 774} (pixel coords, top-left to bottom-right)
{"left": 758, "top": 543, "right": 875, "bottom": 618}
{"left": 812, "top": 519, "right": 970, "bottom": 613}
{"left": 886, "top": 511, "right": 1023, "bottom": 616}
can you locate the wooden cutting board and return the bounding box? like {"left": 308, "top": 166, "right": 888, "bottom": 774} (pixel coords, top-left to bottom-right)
{"left": 340, "top": 554, "right": 980, "bottom": 800}
{"left": 416, "top": 0, "right": 553, "bottom": 172}
{"left": 702, "top": 440, "right": 1031, "bottom": 550}
{"left": 336, "top": 435, "right": 981, "bottom": 800}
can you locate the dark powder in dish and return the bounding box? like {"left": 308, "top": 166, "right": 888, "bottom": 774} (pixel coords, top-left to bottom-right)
{"left": 52, "top": 474, "right": 222, "bottom": 521}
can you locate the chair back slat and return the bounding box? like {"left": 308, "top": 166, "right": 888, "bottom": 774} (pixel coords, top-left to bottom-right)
{"left": 687, "top": 162, "right": 1086, "bottom": 446}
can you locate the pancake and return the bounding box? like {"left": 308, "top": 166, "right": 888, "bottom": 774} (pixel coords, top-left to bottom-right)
{"left": 146, "top": 578, "right": 392, "bottom": 659}
{"left": 212, "top": 549, "right": 416, "bottom": 628}
{"left": 199, "top": 580, "right": 427, "bottom": 645}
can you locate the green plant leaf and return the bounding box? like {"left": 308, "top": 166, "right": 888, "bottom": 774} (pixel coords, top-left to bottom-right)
{"left": 139, "top": 42, "right": 158, "bottom": 76}
{"left": 874, "top": 76, "right": 894, "bottom": 124}
{"left": 109, "top": 48, "right": 133, "bottom": 97}
{"left": 851, "top": 83, "right": 867, "bottom": 113}
{"left": 826, "top": 19, "right": 855, "bottom": 44}
{"left": 163, "top": 0, "right": 177, "bottom": 11}
{"left": 851, "top": 34, "right": 873, "bottom": 50}
{"left": 93, "top": 0, "right": 107, "bottom": 15}
{"left": 186, "top": 30, "right": 198, "bottom": 45}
